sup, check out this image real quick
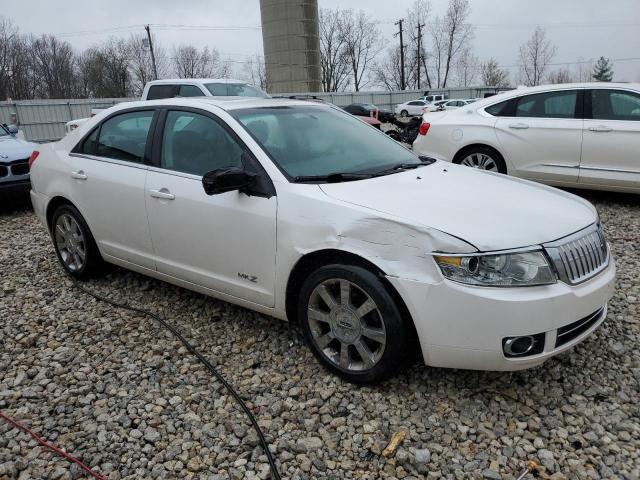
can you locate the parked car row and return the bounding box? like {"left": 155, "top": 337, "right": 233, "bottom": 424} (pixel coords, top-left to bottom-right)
{"left": 413, "top": 82, "right": 640, "bottom": 193}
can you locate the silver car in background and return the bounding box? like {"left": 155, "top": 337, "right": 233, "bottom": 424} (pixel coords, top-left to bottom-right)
{"left": 0, "top": 124, "right": 36, "bottom": 195}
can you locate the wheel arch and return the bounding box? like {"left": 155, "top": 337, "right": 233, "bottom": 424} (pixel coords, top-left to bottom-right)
{"left": 284, "top": 248, "right": 421, "bottom": 359}
{"left": 46, "top": 195, "right": 77, "bottom": 232}
{"left": 452, "top": 143, "right": 508, "bottom": 173}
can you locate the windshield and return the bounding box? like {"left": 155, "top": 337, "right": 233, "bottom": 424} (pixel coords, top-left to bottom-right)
{"left": 205, "top": 82, "right": 269, "bottom": 98}
{"left": 0, "top": 125, "right": 9, "bottom": 137}
{"left": 231, "top": 105, "right": 420, "bottom": 180}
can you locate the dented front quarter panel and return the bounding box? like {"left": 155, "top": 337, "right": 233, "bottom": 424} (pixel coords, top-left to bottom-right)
{"left": 273, "top": 181, "right": 476, "bottom": 319}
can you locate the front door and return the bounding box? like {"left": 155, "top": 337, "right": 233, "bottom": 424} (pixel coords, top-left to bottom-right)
{"left": 494, "top": 89, "right": 583, "bottom": 185}
{"left": 580, "top": 88, "right": 640, "bottom": 191}
{"left": 145, "top": 108, "right": 278, "bottom": 307}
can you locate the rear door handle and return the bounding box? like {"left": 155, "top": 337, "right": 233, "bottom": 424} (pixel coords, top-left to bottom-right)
{"left": 589, "top": 125, "right": 612, "bottom": 132}
{"left": 71, "top": 170, "right": 87, "bottom": 180}
{"left": 508, "top": 123, "right": 529, "bottom": 130}
{"left": 149, "top": 188, "right": 175, "bottom": 200}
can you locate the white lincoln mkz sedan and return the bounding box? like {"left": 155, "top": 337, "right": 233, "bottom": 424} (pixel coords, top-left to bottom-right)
{"left": 413, "top": 82, "right": 640, "bottom": 193}
{"left": 30, "top": 98, "right": 616, "bottom": 383}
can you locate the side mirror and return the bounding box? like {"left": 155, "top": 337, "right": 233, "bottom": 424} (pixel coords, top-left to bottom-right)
{"left": 7, "top": 124, "right": 18, "bottom": 135}
{"left": 202, "top": 167, "right": 256, "bottom": 196}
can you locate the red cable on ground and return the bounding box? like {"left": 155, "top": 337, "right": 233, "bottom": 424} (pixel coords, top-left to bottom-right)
{"left": 0, "top": 411, "right": 107, "bottom": 480}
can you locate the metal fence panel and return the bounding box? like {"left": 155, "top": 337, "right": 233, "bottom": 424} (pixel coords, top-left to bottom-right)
{"left": 0, "top": 98, "right": 134, "bottom": 142}
{"left": 0, "top": 87, "right": 507, "bottom": 142}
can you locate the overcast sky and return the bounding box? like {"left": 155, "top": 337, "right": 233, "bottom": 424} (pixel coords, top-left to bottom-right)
{"left": 5, "top": 0, "right": 640, "bottom": 84}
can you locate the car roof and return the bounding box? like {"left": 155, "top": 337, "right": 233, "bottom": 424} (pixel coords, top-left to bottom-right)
{"left": 472, "top": 82, "right": 640, "bottom": 108}
{"left": 146, "top": 78, "right": 249, "bottom": 86}
{"left": 101, "top": 97, "right": 333, "bottom": 113}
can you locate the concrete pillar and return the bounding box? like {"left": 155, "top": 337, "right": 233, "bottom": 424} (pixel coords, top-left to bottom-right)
{"left": 260, "top": 0, "right": 322, "bottom": 94}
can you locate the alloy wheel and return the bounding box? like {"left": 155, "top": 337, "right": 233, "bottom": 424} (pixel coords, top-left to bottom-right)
{"left": 307, "top": 278, "right": 386, "bottom": 371}
{"left": 460, "top": 152, "right": 498, "bottom": 171}
{"left": 55, "top": 213, "right": 87, "bottom": 272}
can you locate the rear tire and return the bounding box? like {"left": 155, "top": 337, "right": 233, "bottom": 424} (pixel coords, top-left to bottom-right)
{"left": 298, "top": 265, "right": 411, "bottom": 384}
{"left": 51, "top": 204, "right": 105, "bottom": 279}
{"left": 400, "top": 110, "right": 409, "bottom": 118}
{"left": 454, "top": 145, "right": 507, "bottom": 174}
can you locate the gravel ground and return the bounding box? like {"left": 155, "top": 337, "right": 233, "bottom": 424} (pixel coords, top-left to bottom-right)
{"left": 1, "top": 190, "right": 639, "bottom": 480}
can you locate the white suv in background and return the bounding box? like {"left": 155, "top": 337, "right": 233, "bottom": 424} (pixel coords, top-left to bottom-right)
{"left": 142, "top": 78, "right": 269, "bottom": 100}
{"left": 65, "top": 79, "right": 269, "bottom": 134}
{"left": 413, "top": 83, "right": 640, "bottom": 193}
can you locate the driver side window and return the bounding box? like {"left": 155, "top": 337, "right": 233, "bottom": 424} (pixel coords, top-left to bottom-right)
{"left": 161, "top": 110, "right": 244, "bottom": 176}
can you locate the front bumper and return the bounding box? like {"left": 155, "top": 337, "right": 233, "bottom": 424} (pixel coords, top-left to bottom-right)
{"left": 388, "top": 258, "right": 616, "bottom": 371}
{"left": 0, "top": 179, "right": 31, "bottom": 196}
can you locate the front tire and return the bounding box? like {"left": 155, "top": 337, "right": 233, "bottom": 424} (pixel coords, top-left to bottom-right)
{"left": 298, "top": 265, "right": 411, "bottom": 384}
{"left": 400, "top": 110, "right": 409, "bottom": 118}
{"left": 51, "top": 204, "right": 105, "bottom": 279}
{"left": 454, "top": 146, "right": 507, "bottom": 174}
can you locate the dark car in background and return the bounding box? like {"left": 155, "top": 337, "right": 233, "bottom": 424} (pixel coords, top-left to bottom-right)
{"left": 343, "top": 103, "right": 395, "bottom": 123}
{"left": 0, "top": 124, "right": 37, "bottom": 196}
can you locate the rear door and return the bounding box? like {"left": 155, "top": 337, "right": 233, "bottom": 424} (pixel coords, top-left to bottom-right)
{"left": 68, "top": 109, "right": 156, "bottom": 268}
{"left": 580, "top": 88, "right": 640, "bottom": 191}
{"left": 494, "top": 88, "right": 583, "bottom": 184}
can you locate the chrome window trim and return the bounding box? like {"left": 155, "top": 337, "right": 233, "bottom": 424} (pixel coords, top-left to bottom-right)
{"left": 69, "top": 153, "right": 149, "bottom": 171}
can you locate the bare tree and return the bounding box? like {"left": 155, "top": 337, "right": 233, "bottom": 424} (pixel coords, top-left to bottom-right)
{"left": 574, "top": 58, "right": 594, "bottom": 82}
{"left": 454, "top": 48, "right": 478, "bottom": 87}
{"left": 429, "top": 0, "right": 473, "bottom": 88}
{"left": 548, "top": 68, "right": 573, "bottom": 84}
{"left": 319, "top": 8, "right": 350, "bottom": 92}
{"left": 173, "top": 45, "right": 230, "bottom": 79}
{"left": 480, "top": 57, "right": 510, "bottom": 87}
{"left": 30, "top": 34, "right": 77, "bottom": 98}
{"left": 342, "top": 10, "right": 382, "bottom": 91}
{"left": 372, "top": 47, "right": 405, "bottom": 90}
{"left": 406, "top": 0, "right": 432, "bottom": 89}
{"left": 518, "top": 27, "right": 557, "bottom": 86}
{"left": 242, "top": 54, "right": 269, "bottom": 92}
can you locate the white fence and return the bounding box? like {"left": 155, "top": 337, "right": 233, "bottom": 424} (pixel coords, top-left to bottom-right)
{"left": 0, "top": 86, "right": 506, "bottom": 142}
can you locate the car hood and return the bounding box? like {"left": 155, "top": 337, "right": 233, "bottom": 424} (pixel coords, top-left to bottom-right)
{"left": 319, "top": 162, "right": 597, "bottom": 251}
{"left": 0, "top": 136, "right": 36, "bottom": 161}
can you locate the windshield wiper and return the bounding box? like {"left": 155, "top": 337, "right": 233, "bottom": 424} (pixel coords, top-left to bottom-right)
{"left": 372, "top": 157, "right": 436, "bottom": 177}
{"left": 293, "top": 172, "right": 374, "bottom": 183}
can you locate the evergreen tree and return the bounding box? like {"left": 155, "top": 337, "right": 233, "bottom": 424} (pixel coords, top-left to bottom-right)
{"left": 592, "top": 56, "right": 613, "bottom": 82}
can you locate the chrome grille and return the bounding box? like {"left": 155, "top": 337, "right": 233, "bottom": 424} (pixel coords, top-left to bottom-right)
{"left": 544, "top": 224, "right": 609, "bottom": 284}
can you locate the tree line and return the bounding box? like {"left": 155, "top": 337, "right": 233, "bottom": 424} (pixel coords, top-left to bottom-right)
{"left": 0, "top": 6, "right": 616, "bottom": 101}
{"left": 321, "top": 0, "right": 615, "bottom": 92}
{"left": 0, "top": 17, "right": 235, "bottom": 100}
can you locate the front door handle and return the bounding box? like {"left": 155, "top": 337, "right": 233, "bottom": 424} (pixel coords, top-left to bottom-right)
{"left": 508, "top": 123, "right": 529, "bottom": 130}
{"left": 149, "top": 188, "right": 175, "bottom": 200}
{"left": 71, "top": 170, "right": 87, "bottom": 180}
{"left": 589, "top": 125, "right": 612, "bottom": 132}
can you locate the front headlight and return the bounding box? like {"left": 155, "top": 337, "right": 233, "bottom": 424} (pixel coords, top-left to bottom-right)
{"left": 434, "top": 251, "right": 557, "bottom": 287}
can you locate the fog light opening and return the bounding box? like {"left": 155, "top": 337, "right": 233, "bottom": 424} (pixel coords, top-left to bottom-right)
{"left": 503, "top": 335, "right": 536, "bottom": 357}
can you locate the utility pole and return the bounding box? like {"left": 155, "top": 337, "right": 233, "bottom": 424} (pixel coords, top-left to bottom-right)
{"left": 144, "top": 25, "right": 159, "bottom": 80}
{"left": 416, "top": 22, "right": 425, "bottom": 90}
{"left": 394, "top": 19, "right": 405, "bottom": 90}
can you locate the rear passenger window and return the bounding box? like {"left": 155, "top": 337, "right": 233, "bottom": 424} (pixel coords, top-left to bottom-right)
{"left": 515, "top": 90, "right": 577, "bottom": 118}
{"left": 485, "top": 100, "right": 511, "bottom": 116}
{"left": 96, "top": 111, "right": 154, "bottom": 163}
{"left": 79, "top": 127, "right": 99, "bottom": 155}
{"left": 146, "top": 85, "right": 177, "bottom": 100}
{"left": 178, "top": 85, "right": 205, "bottom": 97}
{"left": 591, "top": 89, "right": 640, "bottom": 121}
